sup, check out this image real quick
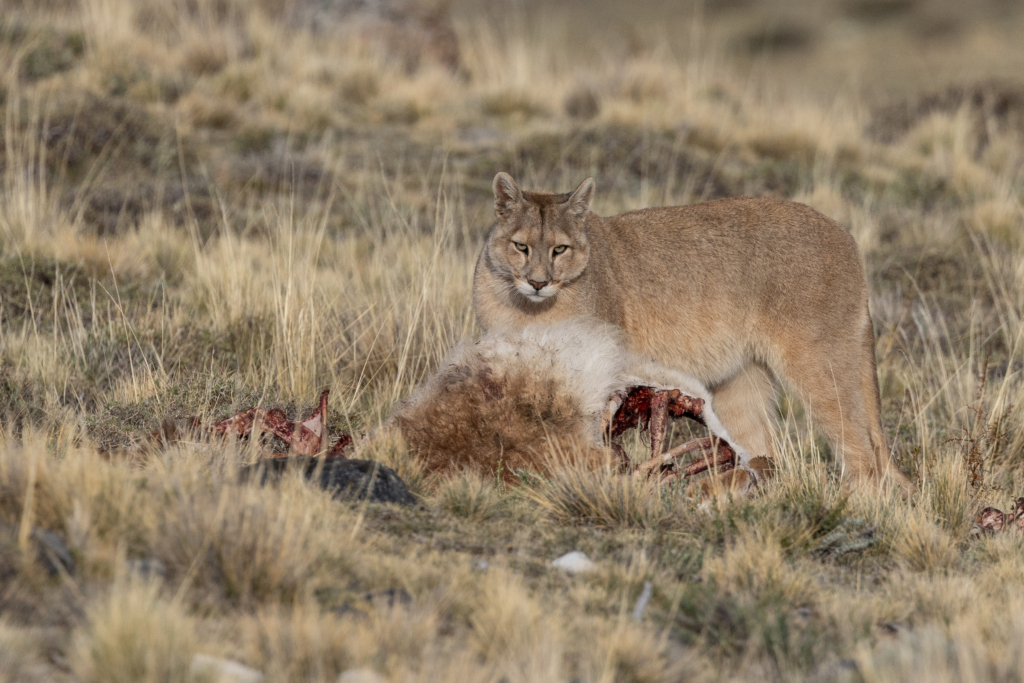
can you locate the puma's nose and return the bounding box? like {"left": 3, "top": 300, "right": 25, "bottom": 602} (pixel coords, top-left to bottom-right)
{"left": 527, "top": 279, "right": 548, "bottom": 291}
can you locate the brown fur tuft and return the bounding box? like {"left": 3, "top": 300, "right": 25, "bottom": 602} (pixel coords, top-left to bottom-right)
{"left": 389, "top": 357, "right": 605, "bottom": 482}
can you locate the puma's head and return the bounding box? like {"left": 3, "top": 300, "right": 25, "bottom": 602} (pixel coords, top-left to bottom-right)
{"left": 486, "top": 172, "right": 594, "bottom": 303}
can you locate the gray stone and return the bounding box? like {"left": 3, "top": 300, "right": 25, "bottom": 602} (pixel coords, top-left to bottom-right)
{"left": 338, "top": 668, "right": 390, "bottom": 683}
{"left": 0, "top": 524, "right": 75, "bottom": 578}
{"left": 13, "top": 527, "right": 76, "bottom": 577}
{"left": 240, "top": 458, "right": 416, "bottom": 506}
{"left": 632, "top": 581, "right": 653, "bottom": 622}
{"left": 126, "top": 557, "right": 167, "bottom": 579}
{"left": 190, "top": 654, "right": 263, "bottom": 683}
{"left": 551, "top": 551, "right": 597, "bottom": 574}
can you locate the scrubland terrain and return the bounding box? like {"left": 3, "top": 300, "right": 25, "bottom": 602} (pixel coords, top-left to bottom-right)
{"left": 2, "top": 0, "right": 1024, "bottom": 680}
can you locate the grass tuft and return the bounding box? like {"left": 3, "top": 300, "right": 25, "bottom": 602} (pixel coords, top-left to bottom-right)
{"left": 71, "top": 579, "right": 198, "bottom": 683}
{"left": 0, "top": 619, "right": 39, "bottom": 682}
{"left": 432, "top": 470, "right": 502, "bottom": 522}
{"left": 894, "top": 506, "right": 959, "bottom": 573}
{"left": 525, "top": 458, "right": 674, "bottom": 529}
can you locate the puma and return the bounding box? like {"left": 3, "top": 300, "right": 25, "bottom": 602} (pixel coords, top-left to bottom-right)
{"left": 472, "top": 172, "right": 911, "bottom": 491}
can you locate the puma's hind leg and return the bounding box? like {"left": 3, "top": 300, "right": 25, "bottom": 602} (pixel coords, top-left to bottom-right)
{"left": 774, "top": 329, "right": 884, "bottom": 486}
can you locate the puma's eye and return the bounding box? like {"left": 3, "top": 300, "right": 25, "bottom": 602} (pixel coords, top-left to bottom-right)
{"left": 513, "top": 242, "right": 529, "bottom": 253}
{"left": 552, "top": 245, "right": 569, "bottom": 255}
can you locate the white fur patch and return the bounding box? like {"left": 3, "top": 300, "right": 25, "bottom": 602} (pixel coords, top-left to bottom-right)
{"left": 448, "top": 317, "right": 627, "bottom": 419}
{"left": 516, "top": 280, "right": 557, "bottom": 301}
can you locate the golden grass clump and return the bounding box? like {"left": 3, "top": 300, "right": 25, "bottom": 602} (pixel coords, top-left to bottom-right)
{"left": 703, "top": 531, "right": 819, "bottom": 608}
{"left": 893, "top": 508, "right": 960, "bottom": 574}
{"left": 921, "top": 455, "right": 976, "bottom": 540}
{"left": 468, "top": 572, "right": 547, "bottom": 664}
{"left": 0, "top": 620, "right": 39, "bottom": 683}
{"left": 240, "top": 603, "right": 359, "bottom": 680}
{"left": 525, "top": 458, "right": 674, "bottom": 529}
{"left": 187, "top": 449, "right": 376, "bottom": 580}
{"left": 432, "top": 470, "right": 503, "bottom": 522}
{"left": 71, "top": 579, "right": 198, "bottom": 683}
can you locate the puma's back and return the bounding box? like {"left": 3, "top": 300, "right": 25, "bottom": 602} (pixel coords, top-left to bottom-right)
{"left": 473, "top": 172, "right": 910, "bottom": 491}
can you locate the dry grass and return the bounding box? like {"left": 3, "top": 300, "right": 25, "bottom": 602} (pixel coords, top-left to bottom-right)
{"left": 431, "top": 470, "right": 503, "bottom": 522}
{"left": 1, "top": 0, "right": 1024, "bottom": 680}
{"left": 525, "top": 457, "right": 677, "bottom": 530}
{"left": 71, "top": 579, "right": 198, "bottom": 683}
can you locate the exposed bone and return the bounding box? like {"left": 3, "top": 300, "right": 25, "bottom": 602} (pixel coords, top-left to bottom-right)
{"left": 607, "top": 384, "right": 739, "bottom": 485}
{"left": 672, "top": 438, "right": 737, "bottom": 477}
{"left": 973, "top": 497, "right": 1024, "bottom": 534}
{"left": 212, "top": 389, "right": 332, "bottom": 456}
{"left": 975, "top": 507, "right": 1007, "bottom": 533}
{"left": 610, "top": 386, "right": 705, "bottom": 438}
{"left": 633, "top": 436, "right": 736, "bottom": 480}
{"left": 648, "top": 390, "right": 669, "bottom": 458}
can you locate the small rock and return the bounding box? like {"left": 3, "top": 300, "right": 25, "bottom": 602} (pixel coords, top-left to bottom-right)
{"left": 880, "top": 621, "right": 907, "bottom": 635}
{"left": 632, "top": 581, "right": 653, "bottom": 622}
{"left": 239, "top": 458, "right": 416, "bottom": 506}
{"left": 31, "top": 528, "right": 75, "bottom": 576}
{"left": 190, "top": 654, "right": 263, "bottom": 683}
{"left": 0, "top": 524, "right": 75, "bottom": 576}
{"left": 474, "top": 559, "right": 489, "bottom": 571}
{"left": 316, "top": 459, "right": 416, "bottom": 505}
{"left": 564, "top": 86, "right": 601, "bottom": 120}
{"left": 333, "top": 588, "right": 412, "bottom": 619}
{"left": 551, "top": 551, "right": 597, "bottom": 574}
{"left": 126, "top": 557, "right": 167, "bottom": 579}
{"left": 338, "top": 668, "right": 390, "bottom": 683}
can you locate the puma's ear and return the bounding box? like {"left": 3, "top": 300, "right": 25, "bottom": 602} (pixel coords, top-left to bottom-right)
{"left": 568, "top": 177, "right": 595, "bottom": 218}
{"left": 493, "top": 172, "right": 523, "bottom": 218}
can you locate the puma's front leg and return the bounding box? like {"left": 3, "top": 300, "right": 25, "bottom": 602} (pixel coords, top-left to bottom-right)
{"left": 708, "top": 363, "right": 778, "bottom": 462}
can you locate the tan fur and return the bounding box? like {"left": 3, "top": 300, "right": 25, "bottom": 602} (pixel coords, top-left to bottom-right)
{"left": 474, "top": 173, "right": 911, "bottom": 492}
